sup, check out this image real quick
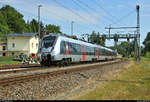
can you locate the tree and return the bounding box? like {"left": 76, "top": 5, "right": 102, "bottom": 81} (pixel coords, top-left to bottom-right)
{"left": 114, "top": 41, "right": 135, "bottom": 57}
{"left": 0, "top": 11, "right": 11, "bottom": 38}
{"left": 0, "top": 5, "right": 64, "bottom": 39}
{"left": 45, "top": 24, "right": 62, "bottom": 34}
{"left": 0, "top": 5, "right": 26, "bottom": 33}
{"left": 143, "top": 32, "right": 150, "bottom": 54}
{"left": 88, "top": 31, "right": 105, "bottom": 46}
{"left": 29, "top": 19, "right": 38, "bottom": 33}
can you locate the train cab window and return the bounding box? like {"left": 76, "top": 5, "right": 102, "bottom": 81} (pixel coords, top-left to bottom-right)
{"left": 42, "top": 36, "right": 56, "bottom": 48}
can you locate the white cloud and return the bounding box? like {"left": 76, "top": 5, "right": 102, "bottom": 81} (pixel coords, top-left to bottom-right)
{"left": 0, "top": 0, "right": 101, "bottom": 24}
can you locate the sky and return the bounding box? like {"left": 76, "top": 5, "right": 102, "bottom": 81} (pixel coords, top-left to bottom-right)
{"left": 0, "top": 0, "right": 149, "bottom": 47}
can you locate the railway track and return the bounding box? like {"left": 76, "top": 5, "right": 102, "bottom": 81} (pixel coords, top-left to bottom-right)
{"left": 0, "top": 59, "right": 120, "bottom": 75}
{"left": 0, "top": 64, "right": 41, "bottom": 70}
{"left": 0, "top": 59, "right": 127, "bottom": 86}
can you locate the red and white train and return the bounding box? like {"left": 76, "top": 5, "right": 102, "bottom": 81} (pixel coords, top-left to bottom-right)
{"left": 37, "top": 33, "right": 117, "bottom": 66}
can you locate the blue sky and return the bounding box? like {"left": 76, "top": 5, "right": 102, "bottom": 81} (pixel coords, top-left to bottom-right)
{"left": 0, "top": 0, "right": 149, "bottom": 46}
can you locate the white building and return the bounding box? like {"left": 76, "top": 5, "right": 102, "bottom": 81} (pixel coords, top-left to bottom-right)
{"left": 7, "top": 33, "right": 39, "bottom": 56}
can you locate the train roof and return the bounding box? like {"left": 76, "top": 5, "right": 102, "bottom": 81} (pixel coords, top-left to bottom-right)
{"left": 43, "top": 33, "right": 116, "bottom": 52}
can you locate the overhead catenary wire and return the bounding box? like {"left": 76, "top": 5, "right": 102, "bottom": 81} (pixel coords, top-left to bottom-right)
{"left": 0, "top": 1, "right": 107, "bottom": 35}
{"left": 76, "top": 0, "right": 116, "bottom": 24}
{"left": 53, "top": 0, "right": 104, "bottom": 32}
{"left": 53, "top": 0, "right": 89, "bottom": 23}
{"left": 71, "top": 0, "right": 104, "bottom": 32}
{"left": 110, "top": 9, "right": 136, "bottom": 26}
{"left": 92, "top": 0, "right": 118, "bottom": 22}
{"left": 87, "top": 0, "right": 137, "bottom": 29}
{"left": 43, "top": 1, "right": 98, "bottom": 33}
{"left": 72, "top": 0, "right": 99, "bottom": 19}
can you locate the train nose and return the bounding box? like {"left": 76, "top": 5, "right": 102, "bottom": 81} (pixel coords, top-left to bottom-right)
{"left": 41, "top": 53, "right": 52, "bottom": 61}
{"left": 47, "top": 54, "right": 51, "bottom": 60}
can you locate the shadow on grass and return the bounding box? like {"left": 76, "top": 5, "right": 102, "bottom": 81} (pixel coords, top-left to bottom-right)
{"left": 142, "top": 77, "right": 150, "bottom": 80}
{"left": 97, "top": 79, "right": 145, "bottom": 84}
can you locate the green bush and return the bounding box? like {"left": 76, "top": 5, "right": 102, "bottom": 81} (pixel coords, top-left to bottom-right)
{"left": 145, "top": 52, "right": 150, "bottom": 58}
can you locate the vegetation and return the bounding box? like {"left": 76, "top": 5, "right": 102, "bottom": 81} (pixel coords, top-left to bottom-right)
{"left": 0, "top": 56, "right": 20, "bottom": 65}
{"left": 0, "top": 5, "right": 62, "bottom": 39}
{"left": 88, "top": 31, "right": 105, "bottom": 46}
{"left": 88, "top": 31, "right": 150, "bottom": 58}
{"left": 145, "top": 52, "right": 150, "bottom": 58}
{"left": 143, "top": 32, "right": 150, "bottom": 55}
{"left": 110, "top": 41, "right": 135, "bottom": 57}
{"left": 45, "top": 24, "right": 62, "bottom": 34}
{"left": 75, "top": 58, "right": 150, "bottom": 100}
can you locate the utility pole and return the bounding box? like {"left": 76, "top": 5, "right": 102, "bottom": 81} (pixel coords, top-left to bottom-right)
{"left": 104, "top": 5, "right": 140, "bottom": 63}
{"left": 136, "top": 5, "right": 140, "bottom": 63}
{"left": 108, "top": 25, "right": 111, "bottom": 40}
{"left": 71, "top": 21, "right": 74, "bottom": 36}
{"left": 38, "top": 5, "right": 42, "bottom": 39}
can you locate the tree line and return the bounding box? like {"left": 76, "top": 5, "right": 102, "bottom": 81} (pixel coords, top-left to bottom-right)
{"left": 0, "top": 5, "right": 62, "bottom": 38}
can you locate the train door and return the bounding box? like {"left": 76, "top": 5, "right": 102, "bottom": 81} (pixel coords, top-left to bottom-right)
{"left": 81, "top": 44, "right": 86, "bottom": 61}
{"left": 66, "top": 42, "right": 69, "bottom": 55}
{"left": 97, "top": 48, "right": 99, "bottom": 60}
{"left": 100, "top": 48, "right": 103, "bottom": 60}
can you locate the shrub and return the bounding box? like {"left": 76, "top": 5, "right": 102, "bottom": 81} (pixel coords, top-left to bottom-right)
{"left": 145, "top": 52, "right": 150, "bottom": 58}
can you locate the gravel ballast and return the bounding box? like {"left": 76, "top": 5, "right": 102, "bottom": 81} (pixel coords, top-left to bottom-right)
{"left": 0, "top": 60, "right": 129, "bottom": 100}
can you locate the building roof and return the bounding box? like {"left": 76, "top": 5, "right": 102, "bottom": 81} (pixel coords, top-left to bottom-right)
{"left": 7, "top": 33, "right": 37, "bottom": 37}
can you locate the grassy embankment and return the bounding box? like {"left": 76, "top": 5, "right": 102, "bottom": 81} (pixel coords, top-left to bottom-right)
{"left": 0, "top": 56, "right": 20, "bottom": 65}
{"left": 75, "top": 57, "right": 150, "bottom": 100}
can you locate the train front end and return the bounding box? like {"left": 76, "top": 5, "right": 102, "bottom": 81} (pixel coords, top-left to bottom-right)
{"left": 38, "top": 34, "right": 58, "bottom": 66}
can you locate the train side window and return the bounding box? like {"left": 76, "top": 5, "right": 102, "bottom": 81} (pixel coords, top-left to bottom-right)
{"left": 69, "top": 42, "right": 77, "bottom": 55}
{"left": 102, "top": 49, "right": 105, "bottom": 56}
{"left": 100, "top": 48, "right": 101, "bottom": 55}
{"left": 89, "top": 46, "right": 92, "bottom": 55}
{"left": 94, "top": 47, "right": 96, "bottom": 56}
{"left": 75, "top": 43, "right": 80, "bottom": 55}
{"left": 60, "top": 41, "right": 66, "bottom": 54}
{"left": 85, "top": 46, "right": 88, "bottom": 55}
{"left": 92, "top": 47, "right": 95, "bottom": 55}
{"left": 76, "top": 44, "right": 82, "bottom": 55}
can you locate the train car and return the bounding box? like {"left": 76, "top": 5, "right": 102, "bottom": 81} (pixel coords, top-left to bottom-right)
{"left": 37, "top": 33, "right": 117, "bottom": 66}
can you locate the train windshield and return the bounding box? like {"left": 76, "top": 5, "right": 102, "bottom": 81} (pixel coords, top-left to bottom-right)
{"left": 42, "top": 36, "right": 56, "bottom": 48}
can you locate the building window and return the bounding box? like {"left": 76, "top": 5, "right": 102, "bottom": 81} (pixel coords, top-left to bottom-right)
{"left": 36, "top": 43, "right": 38, "bottom": 49}
{"left": 12, "top": 52, "right": 14, "bottom": 56}
{"left": 32, "top": 43, "right": 34, "bottom": 48}
{"left": 2, "top": 46, "right": 6, "bottom": 51}
{"left": 12, "top": 43, "right": 15, "bottom": 48}
{"left": 3, "top": 53, "right": 6, "bottom": 56}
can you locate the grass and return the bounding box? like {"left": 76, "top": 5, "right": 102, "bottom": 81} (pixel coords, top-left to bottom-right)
{"left": 0, "top": 56, "right": 20, "bottom": 65}
{"left": 74, "top": 57, "right": 150, "bottom": 100}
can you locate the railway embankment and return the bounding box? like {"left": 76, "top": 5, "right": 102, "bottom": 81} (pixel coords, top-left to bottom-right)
{"left": 0, "top": 60, "right": 129, "bottom": 100}
{"left": 70, "top": 58, "right": 150, "bottom": 100}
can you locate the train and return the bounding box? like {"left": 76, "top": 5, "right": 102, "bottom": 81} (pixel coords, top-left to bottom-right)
{"left": 37, "top": 33, "right": 117, "bottom": 66}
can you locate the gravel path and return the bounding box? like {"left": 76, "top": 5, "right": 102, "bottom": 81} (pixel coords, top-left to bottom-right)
{"left": 0, "top": 60, "right": 129, "bottom": 100}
